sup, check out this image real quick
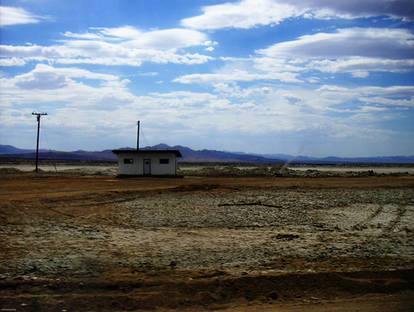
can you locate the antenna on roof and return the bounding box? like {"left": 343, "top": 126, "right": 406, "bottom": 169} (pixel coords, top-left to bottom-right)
{"left": 32, "top": 112, "right": 48, "bottom": 173}
{"left": 137, "top": 120, "right": 140, "bottom": 150}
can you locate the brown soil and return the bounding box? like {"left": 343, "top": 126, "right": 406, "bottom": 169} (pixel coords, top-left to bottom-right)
{"left": 1, "top": 173, "right": 413, "bottom": 311}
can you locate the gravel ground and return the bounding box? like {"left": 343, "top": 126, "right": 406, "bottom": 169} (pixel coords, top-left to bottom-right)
{"left": 112, "top": 188, "right": 414, "bottom": 270}
{"left": 2, "top": 187, "right": 412, "bottom": 279}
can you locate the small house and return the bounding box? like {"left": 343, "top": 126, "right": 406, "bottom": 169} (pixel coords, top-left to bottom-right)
{"left": 112, "top": 149, "right": 182, "bottom": 176}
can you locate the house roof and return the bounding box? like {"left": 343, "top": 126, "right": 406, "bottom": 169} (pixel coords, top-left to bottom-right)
{"left": 112, "top": 149, "right": 182, "bottom": 157}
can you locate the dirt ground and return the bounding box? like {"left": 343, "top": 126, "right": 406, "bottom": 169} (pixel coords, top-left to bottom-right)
{"left": 0, "top": 173, "right": 413, "bottom": 311}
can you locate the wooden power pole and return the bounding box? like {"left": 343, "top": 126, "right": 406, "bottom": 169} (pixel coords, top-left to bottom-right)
{"left": 137, "top": 120, "right": 140, "bottom": 150}
{"left": 32, "top": 112, "right": 47, "bottom": 173}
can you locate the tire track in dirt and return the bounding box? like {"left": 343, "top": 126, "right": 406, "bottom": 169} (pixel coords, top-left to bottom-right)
{"left": 0, "top": 190, "right": 147, "bottom": 227}
{"left": 382, "top": 205, "right": 407, "bottom": 233}
{"left": 218, "top": 202, "right": 283, "bottom": 208}
{"left": 351, "top": 204, "right": 410, "bottom": 234}
{"left": 351, "top": 205, "right": 384, "bottom": 231}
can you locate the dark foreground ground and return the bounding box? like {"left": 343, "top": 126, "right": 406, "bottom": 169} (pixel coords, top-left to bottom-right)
{"left": 0, "top": 173, "right": 413, "bottom": 311}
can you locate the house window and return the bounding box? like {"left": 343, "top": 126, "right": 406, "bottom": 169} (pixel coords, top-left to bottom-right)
{"left": 159, "top": 158, "right": 169, "bottom": 164}
{"left": 123, "top": 158, "right": 134, "bottom": 164}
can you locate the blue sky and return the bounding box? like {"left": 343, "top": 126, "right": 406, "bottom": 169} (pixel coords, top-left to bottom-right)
{"left": 0, "top": 0, "right": 413, "bottom": 157}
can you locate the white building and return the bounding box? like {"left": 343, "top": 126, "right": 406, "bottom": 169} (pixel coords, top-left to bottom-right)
{"left": 112, "top": 149, "right": 182, "bottom": 176}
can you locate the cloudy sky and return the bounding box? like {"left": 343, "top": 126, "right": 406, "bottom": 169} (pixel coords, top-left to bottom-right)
{"left": 0, "top": 0, "right": 413, "bottom": 157}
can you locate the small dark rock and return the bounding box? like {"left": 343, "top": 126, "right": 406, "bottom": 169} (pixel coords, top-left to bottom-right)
{"left": 275, "top": 233, "right": 299, "bottom": 240}
{"left": 268, "top": 292, "right": 278, "bottom": 300}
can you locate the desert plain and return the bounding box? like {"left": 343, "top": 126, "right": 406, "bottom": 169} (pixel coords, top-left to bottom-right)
{"left": 0, "top": 166, "right": 413, "bottom": 311}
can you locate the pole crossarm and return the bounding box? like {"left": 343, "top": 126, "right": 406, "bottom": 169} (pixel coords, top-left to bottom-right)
{"left": 32, "top": 112, "right": 48, "bottom": 116}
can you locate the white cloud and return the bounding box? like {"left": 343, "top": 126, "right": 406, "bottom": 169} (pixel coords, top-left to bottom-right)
{"left": 359, "top": 97, "right": 414, "bottom": 107}
{"left": 0, "top": 26, "right": 214, "bottom": 67}
{"left": 254, "top": 28, "right": 414, "bottom": 77}
{"left": 137, "top": 72, "right": 159, "bottom": 77}
{"left": 290, "top": 0, "right": 414, "bottom": 21}
{"left": 308, "top": 57, "right": 414, "bottom": 75}
{"left": 174, "top": 69, "right": 301, "bottom": 84}
{"left": 14, "top": 64, "right": 119, "bottom": 88}
{"left": 63, "top": 31, "right": 103, "bottom": 40}
{"left": 253, "top": 57, "right": 305, "bottom": 74}
{"left": 181, "top": 0, "right": 300, "bottom": 30}
{"left": 84, "top": 27, "right": 208, "bottom": 50}
{"left": 127, "top": 29, "right": 208, "bottom": 50}
{"left": 318, "top": 85, "right": 414, "bottom": 98}
{"left": 55, "top": 57, "right": 143, "bottom": 67}
{"left": 16, "top": 70, "right": 68, "bottom": 90}
{"left": 147, "top": 91, "right": 221, "bottom": 109}
{"left": 0, "top": 6, "right": 44, "bottom": 26}
{"left": 181, "top": 0, "right": 414, "bottom": 30}
{"left": 177, "top": 27, "right": 414, "bottom": 83}
{"left": 258, "top": 28, "right": 414, "bottom": 59}
{"left": 92, "top": 26, "right": 142, "bottom": 40}
{"left": 0, "top": 57, "right": 26, "bottom": 66}
{"left": 351, "top": 71, "right": 369, "bottom": 78}
{"left": 0, "top": 64, "right": 132, "bottom": 109}
{"left": 179, "top": 27, "right": 414, "bottom": 87}
{"left": 358, "top": 106, "right": 388, "bottom": 112}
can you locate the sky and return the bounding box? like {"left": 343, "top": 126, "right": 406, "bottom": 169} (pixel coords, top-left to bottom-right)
{"left": 0, "top": 0, "right": 413, "bottom": 157}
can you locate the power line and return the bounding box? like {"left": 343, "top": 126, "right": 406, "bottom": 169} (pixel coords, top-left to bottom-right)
{"left": 140, "top": 124, "right": 148, "bottom": 147}
{"left": 40, "top": 117, "right": 58, "bottom": 172}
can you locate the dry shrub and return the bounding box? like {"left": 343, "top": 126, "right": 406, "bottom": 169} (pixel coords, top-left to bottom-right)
{"left": 0, "top": 167, "right": 23, "bottom": 174}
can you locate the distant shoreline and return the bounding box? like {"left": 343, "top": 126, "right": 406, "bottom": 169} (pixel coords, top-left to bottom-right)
{"left": 1, "top": 158, "right": 414, "bottom": 167}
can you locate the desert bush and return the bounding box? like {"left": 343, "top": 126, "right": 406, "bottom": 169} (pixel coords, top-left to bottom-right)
{"left": 0, "top": 167, "right": 23, "bottom": 174}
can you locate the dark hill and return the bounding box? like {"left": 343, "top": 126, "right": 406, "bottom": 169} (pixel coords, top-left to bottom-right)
{"left": 0, "top": 144, "right": 413, "bottom": 164}
{"left": 145, "top": 144, "right": 281, "bottom": 163}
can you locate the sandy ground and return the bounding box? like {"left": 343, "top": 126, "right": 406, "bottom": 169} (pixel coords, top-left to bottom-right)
{"left": 0, "top": 173, "right": 413, "bottom": 311}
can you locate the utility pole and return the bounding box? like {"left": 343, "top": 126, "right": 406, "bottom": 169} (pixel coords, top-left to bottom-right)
{"left": 32, "top": 112, "right": 47, "bottom": 173}
{"left": 137, "top": 120, "right": 140, "bottom": 150}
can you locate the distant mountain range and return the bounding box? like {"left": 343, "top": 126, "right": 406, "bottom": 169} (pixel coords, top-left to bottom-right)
{"left": 0, "top": 145, "right": 116, "bottom": 161}
{"left": 0, "top": 144, "right": 413, "bottom": 164}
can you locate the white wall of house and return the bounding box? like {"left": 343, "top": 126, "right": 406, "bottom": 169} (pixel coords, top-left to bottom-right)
{"left": 116, "top": 151, "right": 178, "bottom": 176}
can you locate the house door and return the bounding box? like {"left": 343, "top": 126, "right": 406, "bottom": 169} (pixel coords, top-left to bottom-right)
{"left": 143, "top": 159, "right": 151, "bottom": 175}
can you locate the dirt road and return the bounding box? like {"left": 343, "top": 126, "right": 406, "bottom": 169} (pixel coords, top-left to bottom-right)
{"left": 1, "top": 173, "right": 413, "bottom": 311}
